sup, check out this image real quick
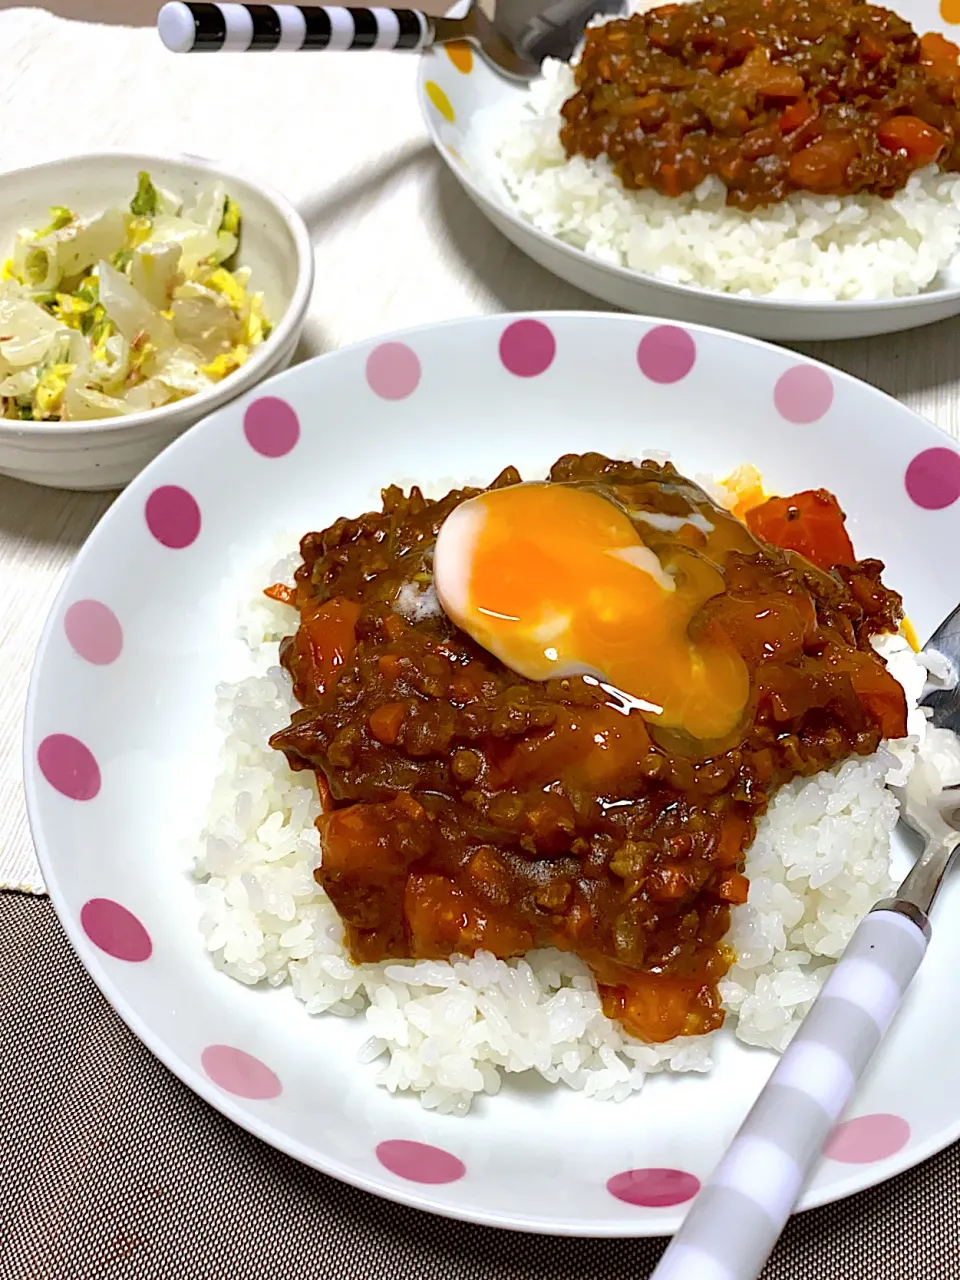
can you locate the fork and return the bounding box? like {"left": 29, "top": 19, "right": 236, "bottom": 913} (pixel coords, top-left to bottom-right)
{"left": 651, "top": 611, "right": 960, "bottom": 1280}
{"left": 157, "top": 0, "right": 617, "bottom": 83}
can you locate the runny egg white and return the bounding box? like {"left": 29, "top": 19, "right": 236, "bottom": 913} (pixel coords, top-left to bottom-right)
{"left": 432, "top": 481, "right": 749, "bottom": 743}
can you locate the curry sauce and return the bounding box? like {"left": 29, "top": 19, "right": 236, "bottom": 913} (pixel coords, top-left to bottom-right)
{"left": 269, "top": 456, "right": 905, "bottom": 1044}
{"left": 561, "top": 0, "right": 960, "bottom": 209}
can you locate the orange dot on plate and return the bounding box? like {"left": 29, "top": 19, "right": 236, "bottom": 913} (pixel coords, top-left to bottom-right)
{"left": 446, "top": 42, "right": 473, "bottom": 74}
{"left": 425, "top": 80, "right": 455, "bottom": 124}
{"left": 941, "top": 0, "right": 960, "bottom": 23}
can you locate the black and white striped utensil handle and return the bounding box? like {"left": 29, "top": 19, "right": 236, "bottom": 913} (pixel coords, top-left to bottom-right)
{"left": 158, "top": 2, "right": 434, "bottom": 52}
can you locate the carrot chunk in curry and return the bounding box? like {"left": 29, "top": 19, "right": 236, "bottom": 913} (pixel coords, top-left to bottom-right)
{"left": 269, "top": 456, "right": 906, "bottom": 1044}
{"left": 560, "top": 0, "right": 960, "bottom": 209}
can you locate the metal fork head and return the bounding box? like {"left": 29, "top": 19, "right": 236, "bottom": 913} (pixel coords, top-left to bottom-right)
{"left": 917, "top": 600, "right": 960, "bottom": 732}
{"left": 435, "top": 0, "right": 625, "bottom": 84}
{"left": 433, "top": 10, "right": 539, "bottom": 82}
{"left": 890, "top": 777, "right": 960, "bottom": 921}
{"left": 897, "top": 778, "right": 960, "bottom": 845}
{"left": 891, "top": 608, "right": 960, "bottom": 917}
{"left": 506, "top": 0, "right": 626, "bottom": 64}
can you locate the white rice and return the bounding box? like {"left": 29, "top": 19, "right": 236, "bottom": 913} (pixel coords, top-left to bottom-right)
{"left": 194, "top": 547, "right": 960, "bottom": 1114}
{"left": 395, "top": 579, "right": 442, "bottom": 622}
{"left": 475, "top": 2, "right": 960, "bottom": 301}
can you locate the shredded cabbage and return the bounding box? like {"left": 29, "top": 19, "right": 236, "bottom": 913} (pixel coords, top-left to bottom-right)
{"left": 0, "top": 171, "right": 271, "bottom": 422}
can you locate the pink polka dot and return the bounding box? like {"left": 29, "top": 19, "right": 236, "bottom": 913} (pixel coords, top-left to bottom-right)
{"left": 201, "top": 1045, "right": 282, "bottom": 1100}
{"left": 37, "top": 734, "right": 101, "bottom": 801}
{"left": 905, "top": 447, "right": 960, "bottom": 510}
{"left": 824, "top": 1114, "right": 910, "bottom": 1164}
{"left": 499, "top": 319, "right": 556, "bottom": 378}
{"left": 81, "top": 899, "right": 152, "bottom": 962}
{"left": 145, "top": 485, "right": 201, "bottom": 549}
{"left": 366, "top": 343, "right": 421, "bottom": 400}
{"left": 637, "top": 326, "right": 696, "bottom": 384}
{"left": 64, "top": 600, "right": 123, "bottom": 665}
{"left": 243, "top": 397, "right": 300, "bottom": 458}
{"left": 606, "top": 1168, "right": 701, "bottom": 1207}
{"left": 774, "top": 365, "right": 834, "bottom": 424}
{"left": 376, "top": 1140, "right": 466, "bottom": 1185}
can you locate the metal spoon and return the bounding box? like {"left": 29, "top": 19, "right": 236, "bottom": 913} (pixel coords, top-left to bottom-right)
{"left": 157, "top": 0, "right": 621, "bottom": 83}
{"left": 651, "top": 609, "right": 960, "bottom": 1280}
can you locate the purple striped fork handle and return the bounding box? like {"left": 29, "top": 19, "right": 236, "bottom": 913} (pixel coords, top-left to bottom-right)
{"left": 157, "top": 2, "right": 431, "bottom": 53}
{"left": 651, "top": 902, "right": 928, "bottom": 1280}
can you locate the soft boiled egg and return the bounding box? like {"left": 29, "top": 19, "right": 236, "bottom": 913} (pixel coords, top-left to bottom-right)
{"left": 433, "top": 481, "right": 749, "bottom": 743}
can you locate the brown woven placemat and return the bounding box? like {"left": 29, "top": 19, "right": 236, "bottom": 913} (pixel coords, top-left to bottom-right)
{"left": 1, "top": 891, "right": 957, "bottom": 1280}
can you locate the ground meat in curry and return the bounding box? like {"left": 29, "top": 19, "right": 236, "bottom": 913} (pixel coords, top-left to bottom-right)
{"left": 269, "top": 456, "right": 906, "bottom": 1044}
{"left": 560, "top": 0, "right": 960, "bottom": 209}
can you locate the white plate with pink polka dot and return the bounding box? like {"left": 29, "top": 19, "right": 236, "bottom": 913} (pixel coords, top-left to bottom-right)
{"left": 24, "top": 312, "right": 960, "bottom": 1237}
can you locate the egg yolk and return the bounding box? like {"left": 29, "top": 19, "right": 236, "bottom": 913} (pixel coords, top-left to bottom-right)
{"left": 433, "top": 482, "right": 750, "bottom": 742}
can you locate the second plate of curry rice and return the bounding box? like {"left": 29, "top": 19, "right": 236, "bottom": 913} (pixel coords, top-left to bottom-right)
{"left": 422, "top": 0, "right": 960, "bottom": 336}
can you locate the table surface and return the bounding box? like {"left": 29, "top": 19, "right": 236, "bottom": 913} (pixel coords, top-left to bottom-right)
{"left": 4, "top": 7, "right": 960, "bottom": 1275}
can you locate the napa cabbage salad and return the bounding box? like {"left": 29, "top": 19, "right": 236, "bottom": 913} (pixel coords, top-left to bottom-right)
{"left": 0, "top": 172, "right": 271, "bottom": 422}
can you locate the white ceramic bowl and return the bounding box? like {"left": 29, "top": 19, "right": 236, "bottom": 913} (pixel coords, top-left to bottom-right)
{"left": 418, "top": 0, "right": 960, "bottom": 341}
{"left": 24, "top": 312, "right": 960, "bottom": 1234}
{"left": 0, "top": 152, "right": 313, "bottom": 491}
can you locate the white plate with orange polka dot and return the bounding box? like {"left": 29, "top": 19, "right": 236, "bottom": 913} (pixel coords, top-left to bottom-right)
{"left": 24, "top": 312, "right": 960, "bottom": 1236}
{"left": 418, "top": 2, "right": 960, "bottom": 342}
